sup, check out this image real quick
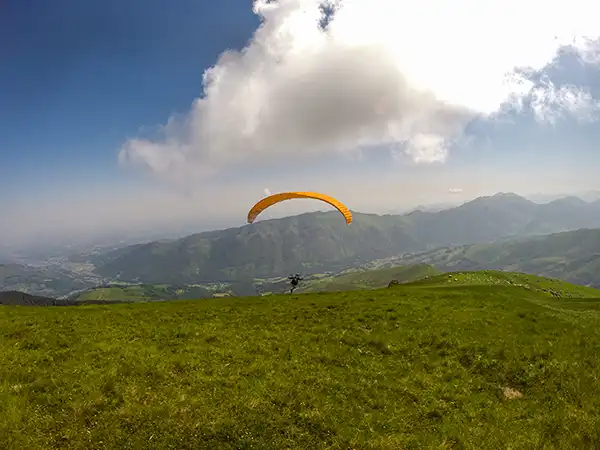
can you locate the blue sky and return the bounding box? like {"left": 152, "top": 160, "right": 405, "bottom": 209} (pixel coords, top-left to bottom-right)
{"left": 2, "top": 0, "right": 600, "bottom": 246}
{"left": 1, "top": 0, "right": 259, "bottom": 191}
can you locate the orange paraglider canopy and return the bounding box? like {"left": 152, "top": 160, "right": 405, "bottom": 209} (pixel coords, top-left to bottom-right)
{"left": 247, "top": 191, "right": 352, "bottom": 225}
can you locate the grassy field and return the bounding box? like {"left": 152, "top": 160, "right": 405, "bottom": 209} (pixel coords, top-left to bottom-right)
{"left": 75, "top": 284, "right": 213, "bottom": 303}
{"left": 2, "top": 271, "right": 600, "bottom": 449}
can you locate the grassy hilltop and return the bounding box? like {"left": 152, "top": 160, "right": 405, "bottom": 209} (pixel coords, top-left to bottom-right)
{"left": 2, "top": 271, "right": 600, "bottom": 449}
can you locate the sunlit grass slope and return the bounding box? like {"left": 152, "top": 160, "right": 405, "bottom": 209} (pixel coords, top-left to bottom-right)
{"left": 409, "top": 270, "right": 600, "bottom": 296}
{"left": 75, "top": 284, "right": 211, "bottom": 303}
{"left": 2, "top": 271, "right": 600, "bottom": 449}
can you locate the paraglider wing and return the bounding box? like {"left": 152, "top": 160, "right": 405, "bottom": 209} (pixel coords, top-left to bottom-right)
{"left": 247, "top": 191, "right": 353, "bottom": 225}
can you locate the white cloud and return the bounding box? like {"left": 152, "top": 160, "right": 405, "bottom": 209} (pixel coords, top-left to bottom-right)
{"left": 448, "top": 188, "right": 463, "bottom": 194}
{"left": 529, "top": 78, "right": 600, "bottom": 125}
{"left": 263, "top": 187, "right": 272, "bottom": 197}
{"left": 120, "top": 0, "right": 600, "bottom": 182}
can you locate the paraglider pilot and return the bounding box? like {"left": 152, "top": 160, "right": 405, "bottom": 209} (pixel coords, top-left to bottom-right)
{"left": 288, "top": 273, "right": 303, "bottom": 293}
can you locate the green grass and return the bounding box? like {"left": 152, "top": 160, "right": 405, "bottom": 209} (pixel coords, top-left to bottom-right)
{"left": 76, "top": 284, "right": 213, "bottom": 302}
{"left": 408, "top": 270, "right": 600, "bottom": 297}
{"left": 76, "top": 286, "right": 149, "bottom": 302}
{"left": 2, "top": 271, "right": 600, "bottom": 449}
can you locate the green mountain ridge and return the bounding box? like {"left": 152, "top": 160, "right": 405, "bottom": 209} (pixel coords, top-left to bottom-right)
{"left": 6, "top": 192, "right": 600, "bottom": 297}
{"left": 392, "top": 227, "right": 600, "bottom": 288}
{"left": 73, "top": 227, "right": 600, "bottom": 301}
{"left": 92, "top": 211, "right": 422, "bottom": 283}
{"left": 92, "top": 193, "right": 600, "bottom": 284}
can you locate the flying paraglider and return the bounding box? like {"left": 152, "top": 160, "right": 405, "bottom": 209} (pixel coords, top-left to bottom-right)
{"left": 247, "top": 191, "right": 353, "bottom": 225}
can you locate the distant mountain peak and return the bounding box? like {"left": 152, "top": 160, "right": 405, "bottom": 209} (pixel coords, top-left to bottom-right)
{"left": 547, "top": 196, "right": 588, "bottom": 207}
{"left": 461, "top": 192, "right": 533, "bottom": 209}
{"left": 491, "top": 192, "right": 528, "bottom": 199}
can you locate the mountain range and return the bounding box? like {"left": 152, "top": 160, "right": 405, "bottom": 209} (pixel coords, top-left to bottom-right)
{"left": 5, "top": 191, "right": 600, "bottom": 296}
{"left": 390, "top": 227, "right": 600, "bottom": 288}
{"left": 89, "top": 192, "right": 600, "bottom": 285}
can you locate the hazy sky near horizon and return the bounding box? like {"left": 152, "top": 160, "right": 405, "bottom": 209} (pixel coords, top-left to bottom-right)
{"left": 2, "top": 0, "right": 600, "bottom": 245}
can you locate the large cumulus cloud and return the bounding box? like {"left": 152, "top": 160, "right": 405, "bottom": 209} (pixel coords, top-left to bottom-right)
{"left": 119, "top": 0, "right": 600, "bottom": 183}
